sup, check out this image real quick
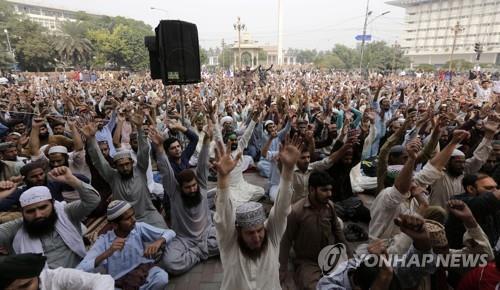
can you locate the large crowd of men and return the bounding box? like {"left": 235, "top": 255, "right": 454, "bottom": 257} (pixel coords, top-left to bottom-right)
{"left": 0, "top": 68, "right": 499, "bottom": 290}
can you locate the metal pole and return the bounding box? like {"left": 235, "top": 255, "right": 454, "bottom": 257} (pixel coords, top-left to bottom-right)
{"left": 238, "top": 28, "right": 241, "bottom": 69}
{"left": 179, "top": 85, "right": 186, "bottom": 125}
{"left": 448, "top": 22, "right": 463, "bottom": 82}
{"left": 359, "top": 0, "right": 370, "bottom": 76}
{"left": 221, "top": 38, "right": 225, "bottom": 70}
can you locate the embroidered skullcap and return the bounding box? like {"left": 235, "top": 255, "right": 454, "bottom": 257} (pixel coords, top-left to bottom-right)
{"left": 48, "top": 145, "right": 68, "bottom": 155}
{"left": 0, "top": 253, "right": 46, "bottom": 289}
{"left": 220, "top": 116, "right": 233, "bottom": 125}
{"left": 107, "top": 200, "right": 132, "bottom": 221}
{"left": 386, "top": 165, "right": 404, "bottom": 180}
{"left": 235, "top": 201, "right": 266, "bottom": 229}
{"left": 423, "top": 219, "right": 448, "bottom": 248}
{"left": 451, "top": 149, "right": 465, "bottom": 158}
{"left": 113, "top": 150, "right": 132, "bottom": 161}
{"left": 19, "top": 186, "right": 52, "bottom": 207}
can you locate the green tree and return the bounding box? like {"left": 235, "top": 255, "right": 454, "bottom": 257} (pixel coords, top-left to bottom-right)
{"left": 314, "top": 53, "right": 344, "bottom": 69}
{"left": 443, "top": 59, "right": 473, "bottom": 71}
{"left": 296, "top": 49, "right": 318, "bottom": 64}
{"left": 7, "top": 19, "right": 55, "bottom": 71}
{"left": 218, "top": 47, "right": 233, "bottom": 69}
{"left": 200, "top": 48, "right": 208, "bottom": 65}
{"left": 54, "top": 21, "right": 94, "bottom": 68}
{"left": 332, "top": 44, "right": 358, "bottom": 70}
{"left": 415, "top": 64, "right": 435, "bottom": 72}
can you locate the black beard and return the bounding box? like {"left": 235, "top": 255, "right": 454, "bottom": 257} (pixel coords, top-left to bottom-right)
{"left": 237, "top": 230, "right": 268, "bottom": 261}
{"left": 230, "top": 143, "right": 238, "bottom": 151}
{"left": 180, "top": 190, "right": 202, "bottom": 208}
{"left": 23, "top": 209, "right": 58, "bottom": 238}
{"left": 119, "top": 171, "right": 134, "bottom": 180}
{"left": 447, "top": 168, "right": 463, "bottom": 178}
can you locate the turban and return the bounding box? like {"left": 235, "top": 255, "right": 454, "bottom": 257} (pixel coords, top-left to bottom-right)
{"left": 236, "top": 202, "right": 266, "bottom": 229}
{"left": 19, "top": 186, "right": 52, "bottom": 208}
{"left": 113, "top": 150, "right": 132, "bottom": 162}
{"left": 0, "top": 253, "right": 46, "bottom": 289}
{"left": 220, "top": 116, "right": 233, "bottom": 126}
{"left": 107, "top": 200, "right": 132, "bottom": 221}
{"left": 48, "top": 145, "right": 68, "bottom": 155}
{"left": 451, "top": 149, "right": 465, "bottom": 157}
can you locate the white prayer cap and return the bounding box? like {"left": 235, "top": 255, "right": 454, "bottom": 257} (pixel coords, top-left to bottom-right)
{"left": 19, "top": 186, "right": 52, "bottom": 208}
{"left": 113, "top": 150, "right": 132, "bottom": 162}
{"left": 451, "top": 149, "right": 465, "bottom": 157}
{"left": 107, "top": 200, "right": 132, "bottom": 221}
{"left": 264, "top": 120, "right": 275, "bottom": 128}
{"left": 220, "top": 116, "right": 233, "bottom": 125}
{"left": 48, "top": 145, "right": 68, "bottom": 155}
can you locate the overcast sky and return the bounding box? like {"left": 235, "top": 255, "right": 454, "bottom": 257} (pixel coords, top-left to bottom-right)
{"left": 31, "top": 0, "right": 406, "bottom": 50}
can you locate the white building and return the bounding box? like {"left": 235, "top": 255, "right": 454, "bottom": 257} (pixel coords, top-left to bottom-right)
{"left": 387, "top": 0, "right": 500, "bottom": 67}
{"left": 7, "top": 0, "right": 101, "bottom": 33}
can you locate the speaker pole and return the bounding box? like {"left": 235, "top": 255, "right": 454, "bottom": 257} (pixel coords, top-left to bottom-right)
{"left": 179, "top": 85, "right": 186, "bottom": 126}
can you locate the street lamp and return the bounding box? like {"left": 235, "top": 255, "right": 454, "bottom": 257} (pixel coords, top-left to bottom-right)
{"left": 358, "top": 0, "right": 391, "bottom": 77}
{"left": 150, "top": 7, "right": 168, "bottom": 17}
{"left": 233, "top": 17, "right": 245, "bottom": 69}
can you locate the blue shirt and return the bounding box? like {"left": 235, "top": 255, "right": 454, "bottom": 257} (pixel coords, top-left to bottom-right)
{"left": 77, "top": 222, "right": 175, "bottom": 279}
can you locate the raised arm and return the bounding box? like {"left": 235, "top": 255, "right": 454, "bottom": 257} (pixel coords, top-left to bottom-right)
{"left": 266, "top": 135, "right": 301, "bottom": 246}
{"left": 376, "top": 120, "right": 409, "bottom": 193}
{"left": 464, "top": 119, "right": 496, "bottom": 174}
{"left": 149, "top": 128, "right": 178, "bottom": 197}
{"left": 213, "top": 141, "right": 242, "bottom": 246}
{"left": 83, "top": 121, "right": 115, "bottom": 181}
{"left": 29, "top": 117, "right": 44, "bottom": 157}
{"left": 49, "top": 166, "right": 100, "bottom": 221}
{"left": 394, "top": 139, "right": 421, "bottom": 194}
{"left": 196, "top": 120, "right": 213, "bottom": 190}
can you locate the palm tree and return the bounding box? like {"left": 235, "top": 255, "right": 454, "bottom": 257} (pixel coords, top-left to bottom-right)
{"left": 54, "top": 21, "right": 94, "bottom": 68}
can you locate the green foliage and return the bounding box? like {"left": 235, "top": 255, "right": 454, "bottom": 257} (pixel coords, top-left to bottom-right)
{"left": 54, "top": 21, "right": 94, "bottom": 68}
{"left": 200, "top": 48, "right": 208, "bottom": 65}
{"left": 0, "top": 0, "right": 153, "bottom": 71}
{"left": 415, "top": 64, "right": 435, "bottom": 72}
{"left": 443, "top": 59, "right": 473, "bottom": 71}
{"left": 218, "top": 47, "right": 233, "bottom": 69}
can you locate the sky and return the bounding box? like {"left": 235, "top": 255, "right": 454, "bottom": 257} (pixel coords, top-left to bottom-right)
{"left": 29, "top": 0, "right": 406, "bottom": 50}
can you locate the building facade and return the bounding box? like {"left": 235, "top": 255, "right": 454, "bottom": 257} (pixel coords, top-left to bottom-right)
{"left": 230, "top": 32, "right": 297, "bottom": 69}
{"left": 387, "top": 0, "right": 500, "bottom": 67}
{"left": 7, "top": 0, "right": 101, "bottom": 33}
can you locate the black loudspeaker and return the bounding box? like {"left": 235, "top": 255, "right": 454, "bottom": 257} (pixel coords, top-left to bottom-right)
{"left": 153, "top": 20, "right": 201, "bottom": 85}
{"left": 144, "top": 36, "right": 162, "bottom": 80}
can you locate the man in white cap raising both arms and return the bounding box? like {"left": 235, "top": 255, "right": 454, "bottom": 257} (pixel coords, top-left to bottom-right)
{"left": 78, "top": 200, "right": 175, "bottom": 290}
{"left": 213, "top": 134, "right": 302, "bottom": 290}
{"left": 83, "top": 111, "right": 167, "bottom": 229}
{"left": 0, "top": 166, "right": 101, "bottom": 269}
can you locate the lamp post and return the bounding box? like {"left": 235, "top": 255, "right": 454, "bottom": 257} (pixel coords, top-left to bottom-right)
{"left": 358, "top": 1, "right": 391, "bottom": 77}
{"left": 233, "top": 17, "right": 245, "bottom": 70}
